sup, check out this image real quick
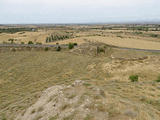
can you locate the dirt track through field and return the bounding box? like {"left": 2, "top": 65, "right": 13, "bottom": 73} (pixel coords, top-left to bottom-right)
{"left": 1, "top": 43, "right": 160, "bottom": 53}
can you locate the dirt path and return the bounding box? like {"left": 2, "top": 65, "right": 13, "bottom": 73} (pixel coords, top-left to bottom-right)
{"left": 1, "top": 39, "right": 160, "bottom": 53}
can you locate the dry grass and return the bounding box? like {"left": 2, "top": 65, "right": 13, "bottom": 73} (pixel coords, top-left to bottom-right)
{"left": 1, "top": 25, "right": 160, "bottom": 119}
{"left": 85, "top": 36, "right": 160, "bottom": 50}
{"left": 1, "top": 26, "right": 160, "bottom": 50}
{"left": 0, "top": 51, "right": 95, "bottom": 119}
{"left": 0, "top": 49, "right": 160, "bottom": 120}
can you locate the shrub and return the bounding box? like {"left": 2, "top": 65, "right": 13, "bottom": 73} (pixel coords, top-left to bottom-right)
{"left": 28, "top": 41, "right": 34, "bottom": 44}
{"left": 1, "top": 114, "right": 7, "bottom": 120}
{"left": 150, "top": 34, "right": 158, "bottom": 38}
{"left": 44, "top": 47, "right": 49, "bottom": 51}
{"left": 21, "top": 42, "right": 24, "bottom": 44}
{"left": 8, "top": 38, "right": 14, "bottom": 44}
{"left": 117, "top": 35, "right": 123, "bottom": 38}
{"left": 155, "top": 75, "right": 160, "bottom": 82}
{"left": 73, "top": 43, "right": 78, "bottom": 46}
{"left": 68, "top": 43, "right": 74, "bottom": 49}
{"left": 2, "top": 117, "right": 7, "bottom": 120}
{"left": 135, "top": 32, "right": 143, "bottom": 34}
{"left": 56, "top": 46, "right": 61, "bottom": 51}
{"left": 97, "top": 46, "right": 105, "bottom": 54}
{"left": 31, "top": 109, "right": 36, "bottom": 114}
{"left": 46, "top": 37, "right": 49, "bottom": 43}
{"left": 11, "top": 48, "right": 16, "bottom": 52}
{"left": 129, "top": 75, "right": 138, "bottom": 82}
{"left": 99, "top": 48, "right": 105, "bottom": 53}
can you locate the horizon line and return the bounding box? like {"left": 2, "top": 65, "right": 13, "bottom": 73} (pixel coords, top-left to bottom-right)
{"left": 1, "top": 21, "right": 160, "bottom": 25}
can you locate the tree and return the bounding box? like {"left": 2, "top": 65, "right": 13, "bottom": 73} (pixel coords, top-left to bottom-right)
{"left": 46, "top": 37, "right": 49, "bottom": 43}
{"left": 28, "top": 41, "right": 34, "bottom": 44}
{"left": 68, "top": 43, "right": 74, "bottom": 49}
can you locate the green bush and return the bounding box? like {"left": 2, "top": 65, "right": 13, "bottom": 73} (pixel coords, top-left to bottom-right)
{"left": 68, "top": 43, "right": 74, "bottom": 49}
{"left": 97, "top": 46, "right": 105, "bottom": 54}
{"left": 46, "top": 37, "right": 49, "bottom": 43}
{"left": 155, "top": 75, "right": 160, "bottom": 82}
{"left": 21, "top": 42, "right": 24, "bottom": 44}
{"left": 56, "top": 46, "right": 61, "bottom": 51}
{"left": 8, "top": 38, "right": 14, "bottom": 44}
{"left": 99, "top": 48, "right": 105, "bottom": 53}
{"left": 135, "top": 32, "right": 143, "bottom": 34}
{"left": 11, "top": 48, "right": 16, "bottom": 52}
{"left": 28, "top": 41, "right": 34, "bottom": 44}
{"left": 1, "top": 114, "right": 7, "bottom": 120}
{"left": 150, "top": 34, "right": 158, "bottom": 38}
{"left": 44, "top": 47, "right": 49, "bottom": 51}
{"left": 73, "top": 43, "right": 78, "bottom": 46}
{"left": 129, "top": 75, "right": 139, "bottom": 82}
{"left": 117, "top": 35, "right": 123, "bottom": 38}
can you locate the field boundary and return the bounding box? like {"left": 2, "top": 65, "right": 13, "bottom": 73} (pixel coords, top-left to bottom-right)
{"left": 0, "top": 43, "right": 160, "bottom": 53}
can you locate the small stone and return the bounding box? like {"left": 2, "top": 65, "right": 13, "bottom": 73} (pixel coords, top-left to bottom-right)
{"left": 72, "top": 80, "right": 84, "bottom": 86}
{"left": 123, "top": 109, "right": 137, "bottom": 118}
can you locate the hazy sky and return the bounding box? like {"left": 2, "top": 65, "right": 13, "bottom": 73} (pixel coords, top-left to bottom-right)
{"left": 0, "top": 0, "right": 160, "bottom": 24}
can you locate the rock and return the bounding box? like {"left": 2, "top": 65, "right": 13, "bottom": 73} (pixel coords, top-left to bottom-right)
{"left": 16, "top": 80, "right": 109, "bottom": 120}
{"left": 123, "top": 109, "right": 137, "bottom": 118}
{"left": 72, "top": 80, "right": 84, "bottom": 86}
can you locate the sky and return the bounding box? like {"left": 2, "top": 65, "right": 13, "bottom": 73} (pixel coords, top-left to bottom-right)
{"left": 0, "top": 0, "right": 160, "bottom": 24}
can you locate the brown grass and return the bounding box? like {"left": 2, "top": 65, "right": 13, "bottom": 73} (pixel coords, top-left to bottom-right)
{"left": 1, "top": 25, "right": 160, "bottom": 120}
{"left": 1, "top": 26, "right": 160, "bottom": 50}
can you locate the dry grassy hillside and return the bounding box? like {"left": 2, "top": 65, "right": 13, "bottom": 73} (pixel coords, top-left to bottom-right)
{"left": 0, "top": 42, "right": 160, "bottom": 120}
{"left": 1, "top": 25, "right": 160, "bottom": 120}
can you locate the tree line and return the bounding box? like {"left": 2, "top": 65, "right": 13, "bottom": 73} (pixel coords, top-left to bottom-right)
{"left": 46, "top": 34, "right": 72, "bottom": 43}
{"left": 0, "top": 28, "right": 36, "bottom": 34}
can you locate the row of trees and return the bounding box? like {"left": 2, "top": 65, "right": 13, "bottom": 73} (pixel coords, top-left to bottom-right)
{"left": 46, "top": 34, "right": 71, "bottom": 43}
{"left": 5, "top": 39, "right": 42, "bottom": 45}
{"left": 100, "top": 26, "right": 160, "bottom": 31}
{"left": 127, "top": 27, "right": 149, "bottom": 31}
{"left": 0, "top": 28, "right": 36, "bottom": 34}
{"left": 127, "top": 27, "right": 160, "bottom": 31}
{"left": 43, "top": 42, "right": 77, "bottom": 52}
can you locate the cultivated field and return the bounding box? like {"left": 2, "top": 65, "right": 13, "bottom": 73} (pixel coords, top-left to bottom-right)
{"left": 0, "top": 24, "right": 160, "bottom": 120}
{"left": 0, "top": 24, "right": 160, "bottom": 50}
